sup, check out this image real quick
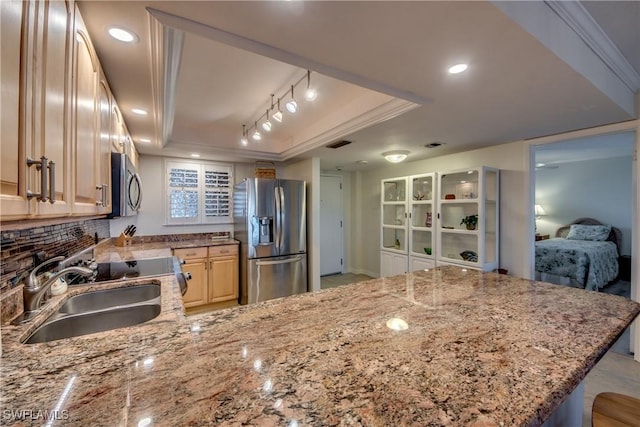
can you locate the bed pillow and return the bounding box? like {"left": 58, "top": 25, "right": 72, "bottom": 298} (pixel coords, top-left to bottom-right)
{"left": 566, "top": 224, "right": 611, "bottom": 241}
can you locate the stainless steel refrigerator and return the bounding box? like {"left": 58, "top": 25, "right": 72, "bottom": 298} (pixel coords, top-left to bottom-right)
{"left": 234, "top": 178, "right": 307, "bottom": 304}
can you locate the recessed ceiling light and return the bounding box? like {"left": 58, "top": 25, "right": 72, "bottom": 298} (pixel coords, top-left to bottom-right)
{"left": 448, "top": 63, "right": 468, "bottom": 74}
{"left": 138, "top": 138, "right": 151, "bottom": 143}
{"left": 107, "top": 27, "right": 138, "bottom": 43}
{"left": 131, "top": 108, "right": 147, "bottom": 115}
{"left": 190, "top": 153, "right": 200, "bottom": 158}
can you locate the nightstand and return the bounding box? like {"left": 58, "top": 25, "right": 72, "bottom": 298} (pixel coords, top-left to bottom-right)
{"left": 618, "top": 255, "right": 631, "bottom": 281}
{"left": 535, "top": 234, "right": 550, "bottom": 241}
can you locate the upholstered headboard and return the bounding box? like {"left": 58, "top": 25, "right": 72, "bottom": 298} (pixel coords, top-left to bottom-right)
{"left": 555, "top": 217, "right": 622, "bottom": 255}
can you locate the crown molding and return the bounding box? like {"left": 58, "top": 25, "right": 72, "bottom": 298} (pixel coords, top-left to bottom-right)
{"left": 148, "top": 11, "right": 184, "bottom": 148}
{"left": 546, "top": 1, "right": 640, "bottom": 92}
{"left": 146, "top": 7, "right": 433, "bottom": 106}
{"left": 281, "top": 99, "right": 419, "bottom": 160}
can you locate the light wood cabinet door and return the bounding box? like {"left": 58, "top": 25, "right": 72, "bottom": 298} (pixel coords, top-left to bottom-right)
{"left": 34, "top": 0, "right": 73, "bottom": 217}
{"left": 110, "top": 103, "right": 123, "bottom": 153}
{"left": 96, "top": 78, "right": 111, "bottom": 214}
{"left": 71, "top": 4, "right": 99, "bottom": 214}
{"left": 0, "top": 0, "right": 31, "bottom": 219}
{"left": 208, "top": 255, "right": 238, "bottom": 303}
{"left": 181, "top": 258, "right": 208, "bottom": 308}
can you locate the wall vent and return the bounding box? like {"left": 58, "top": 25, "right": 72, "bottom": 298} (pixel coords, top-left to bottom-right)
{"left": 326, "top": 140, "right": 352, "bottom": 149}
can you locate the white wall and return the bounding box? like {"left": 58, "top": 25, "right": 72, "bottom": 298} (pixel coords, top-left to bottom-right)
{"left": 355, "top": 141, "right": 531, "bottom": 279}
{"left": 110, "top": 155, "right": 236, "bottom": 237}
{"left": 535, "top": 156, "right": 633, "bottom": 255}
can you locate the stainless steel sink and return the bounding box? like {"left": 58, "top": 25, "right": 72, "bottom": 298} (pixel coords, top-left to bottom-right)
{"left": 24, "top": 304, "right": 161, "bottom": 344}
{"left": 57, "top": 283, "right": 160, "bottom": 314}
{"left": 23, "top": 283, "right": 162, "bottom": 344}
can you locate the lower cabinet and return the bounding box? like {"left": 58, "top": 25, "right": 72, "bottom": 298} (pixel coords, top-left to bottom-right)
{"left": 174, "top": 245, "right": 239, "bottom": 309}
{"left": 380, "top": 251, "right": 408, "bottom": 277}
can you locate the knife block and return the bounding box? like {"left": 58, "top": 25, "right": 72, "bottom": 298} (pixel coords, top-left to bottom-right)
{"left": 115, "top": 233, "right": 132, "bottom": 247}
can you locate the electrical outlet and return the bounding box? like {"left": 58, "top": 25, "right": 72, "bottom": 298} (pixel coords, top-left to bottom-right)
{"left": 33, "top": 251, "right": 47, "bottom": 266}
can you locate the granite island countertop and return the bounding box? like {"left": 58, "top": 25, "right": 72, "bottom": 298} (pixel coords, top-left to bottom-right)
{"left": 1, "top": 266, "right": 639, "bottom": 426}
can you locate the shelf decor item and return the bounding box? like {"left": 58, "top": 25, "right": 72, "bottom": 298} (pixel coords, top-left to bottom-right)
{"left": 460, "top": 214, "right": 478, "bottom": 230}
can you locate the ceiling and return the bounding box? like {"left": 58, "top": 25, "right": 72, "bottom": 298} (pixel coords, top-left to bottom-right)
{"left": 77, "top": 1, "right": 639, "bottom": 172}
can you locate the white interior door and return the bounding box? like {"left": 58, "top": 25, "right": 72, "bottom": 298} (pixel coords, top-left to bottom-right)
{"left": 320, "top": 175, "right": 343, "bottom": 276}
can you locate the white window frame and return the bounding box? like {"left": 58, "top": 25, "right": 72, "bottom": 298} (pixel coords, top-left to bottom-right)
{"left": 164, "top": 159, "right": 233, "bottom": 225}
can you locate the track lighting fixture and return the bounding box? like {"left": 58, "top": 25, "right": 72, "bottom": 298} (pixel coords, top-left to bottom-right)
{"left": 262, "top": 110, "right": 272, "bottom": 132}
{"left": 304, "top": 70, "right": 317, "bottom": 101}
{"left": 285, "top": 85, "right": 297, "bottom": 113}
{"left": 273, "top": 99, "right": 283, "bottom": 123}
{"left": 240, "top": 124, "right": 248, "bottom": 146}
{"left": 252, "top": 122, "right": 261, "bottom": 141}
{"left": 240, "top": 70, "right": 319, "bottom": 146}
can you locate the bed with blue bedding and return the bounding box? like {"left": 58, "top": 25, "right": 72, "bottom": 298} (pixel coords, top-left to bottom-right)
{"left": 535, "top": 218, "right": 621, "bottom": 291}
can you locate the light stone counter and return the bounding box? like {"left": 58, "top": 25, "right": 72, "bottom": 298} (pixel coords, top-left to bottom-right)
{"left": 1, "top": 266, "right": 638, "bottom": 426}
{"left": 92, "top": 237, "right": 239, "bottom": 263}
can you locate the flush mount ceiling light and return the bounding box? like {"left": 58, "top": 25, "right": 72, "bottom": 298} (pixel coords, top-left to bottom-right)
{"left": 382, "top": 150, "right": 410, "bottom": 163}
{"left": 107, "top": 26, "right": 138, "bottom": 43}
{"left": 131, "top": 108, "right": 147, "bottom": 115}
{"left": 448, "top": 63, "right": 468, "bottom": 74}
{"left": 240, "top": 70, "right": 319, "bottom": 147}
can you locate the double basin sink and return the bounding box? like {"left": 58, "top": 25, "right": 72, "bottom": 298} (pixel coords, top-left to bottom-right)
{"left": 24, "top": 282, "right": 161, "bottom": 344}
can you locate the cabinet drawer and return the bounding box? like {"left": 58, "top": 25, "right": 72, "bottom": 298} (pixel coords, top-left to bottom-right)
{"left": 174, "top": 247, "right": 208, "bottom": 260}
{"left": 209, "top": 245, "right": 238, "bottom": 257}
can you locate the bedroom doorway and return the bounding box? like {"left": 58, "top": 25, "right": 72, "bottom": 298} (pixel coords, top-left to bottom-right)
{"left": 531, "top": 128, "right": 637, "bottom": 356}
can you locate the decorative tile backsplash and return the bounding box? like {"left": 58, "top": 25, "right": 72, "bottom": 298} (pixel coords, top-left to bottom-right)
{"left": 0, "top": 219, "right": 110, "bottom": 293}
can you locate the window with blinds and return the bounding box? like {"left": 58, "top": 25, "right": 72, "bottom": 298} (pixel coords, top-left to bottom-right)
{"left": 165, "top": 160, "right": 233, "bottom": 225}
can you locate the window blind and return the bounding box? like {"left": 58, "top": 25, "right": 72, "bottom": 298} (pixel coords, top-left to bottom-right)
{"left": 165, "top": 161, "right": 233, "bottom": 225}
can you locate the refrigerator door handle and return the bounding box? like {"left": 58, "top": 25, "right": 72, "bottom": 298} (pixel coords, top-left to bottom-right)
{"left": 277, "top": 186, "right": 285, "bottom": 251}
{"left": 274, "top": 186, "right": 282, "bottom": 252}
{"left": 256, "top": 255, "right": 304, "bottom": 266}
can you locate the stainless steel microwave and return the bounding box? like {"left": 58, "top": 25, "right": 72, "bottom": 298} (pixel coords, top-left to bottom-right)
{"left": 108, "top": 153, "right": 142, "bottom": 217}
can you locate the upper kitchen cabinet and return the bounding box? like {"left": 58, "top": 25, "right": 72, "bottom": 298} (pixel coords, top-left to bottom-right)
{"left": 109, "top": 100, "right": 138, "bottom": 167}
{"left": 35, "top": 0, "right": 74, "bottom": 217}
{"left": 0, "top": 0, "right": 74, "bottom": 220}
{"left": 70, "top": 3, "right": 103, "bottom": 215}
{"left": 0, "top": 0, "right": 30, "bottom": 219}
{"left": 96, "top": 74, "right": 112, "bottom": 213}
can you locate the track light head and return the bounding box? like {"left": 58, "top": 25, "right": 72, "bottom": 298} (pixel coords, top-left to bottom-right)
{"left": 285, "top": 85, "right": 297, "bottom": 113}
{"left": 305, "top": 88, "right": 317, "bottom": 101}
{"left": 262, "top": 110, "right": 272, "bottom": 131}
{"left": 273, "top": 99, "right": 283, "bottom": 122}
{"left": 252, "top": 122, "right": 261, "bottom": 141}
{"left": 304, "top": 70, "right": 317, "bottom": 101}
{"left": 240, "top": 124, "right": 248, "bottom": 146}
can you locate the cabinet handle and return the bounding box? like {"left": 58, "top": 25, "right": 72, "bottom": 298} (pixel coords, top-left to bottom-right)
{"left": 48, "top": 161, "right": 56, "bottom": 203}
{"left": 95, "top": 185, "right": 103, "bottom": 206}
{"left": 102, "top": 183, "right": 108, "bottom": 207}
{"left": 26, "top": 156, "right": 48, "bottom": 202}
